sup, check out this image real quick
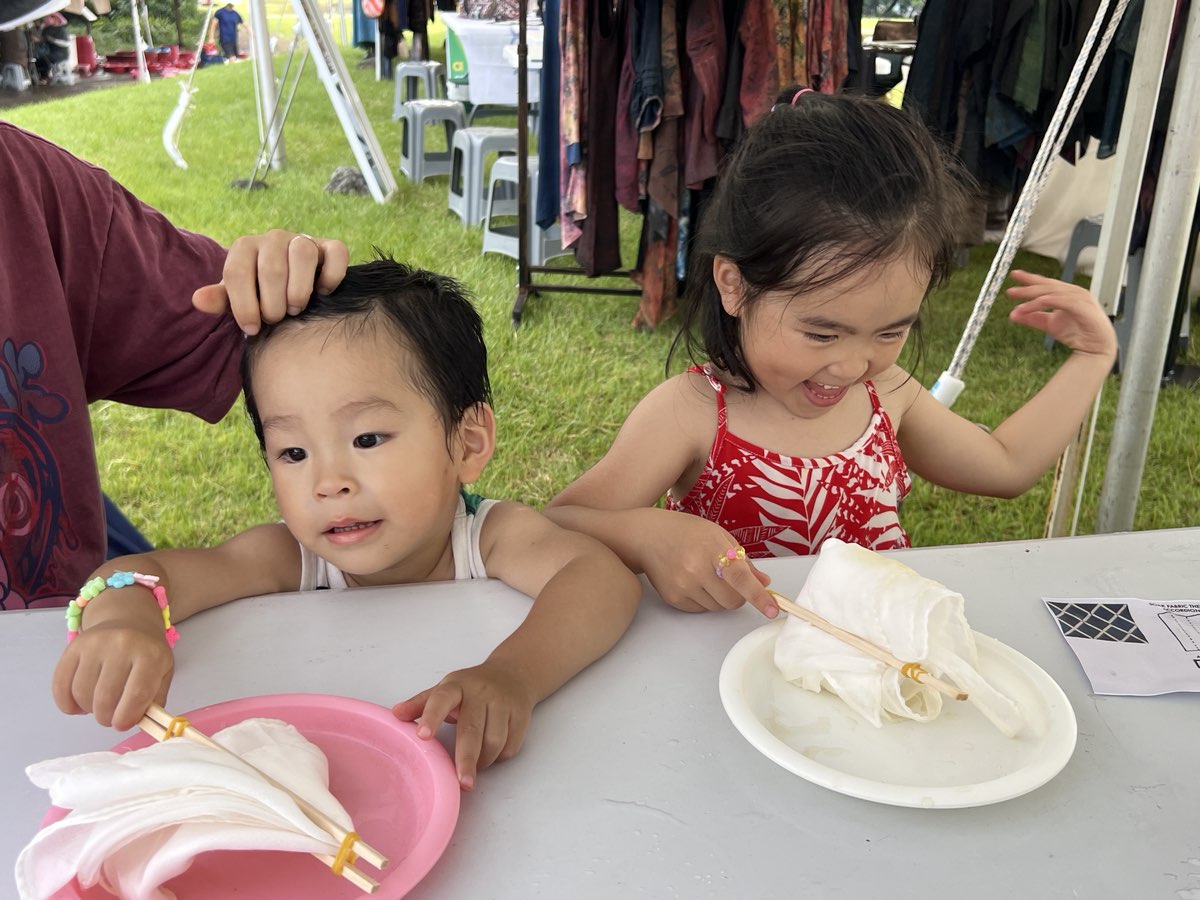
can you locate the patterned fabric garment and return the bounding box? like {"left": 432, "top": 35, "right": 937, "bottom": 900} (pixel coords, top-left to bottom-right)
{"left": 666, "top": 366, "right": 911, "bottom": 557}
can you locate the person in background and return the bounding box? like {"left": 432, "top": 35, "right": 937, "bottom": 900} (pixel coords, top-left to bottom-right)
{"left": 210, "top": 2, "right": 246, "bottom": 60}
{"left": 0, "top": 121, "right": 349, "bottom": 609}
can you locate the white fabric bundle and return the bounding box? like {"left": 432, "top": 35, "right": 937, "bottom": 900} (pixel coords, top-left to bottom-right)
{"left": 774, "top": 539, "right": 1024, "bottom": 737}
{"left": 16, "top": 718, "right": 354, "bottom": 900}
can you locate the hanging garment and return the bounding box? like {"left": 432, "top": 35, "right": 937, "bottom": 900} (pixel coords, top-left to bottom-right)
{"left": 683, "top": 0, "right": 726, "bottom": 188}
{"left": 536, "top": 0, "right": 562, "bottom": 229}
{"left": 559, "top": 0, "right": 588, "bottom": 248}
{"left": 574, "top": 1, "right": 626, "bottom": 275}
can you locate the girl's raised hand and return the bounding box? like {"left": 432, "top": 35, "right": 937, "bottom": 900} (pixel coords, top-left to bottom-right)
{"left": 1006, "top": 270, "right": 1117, "bottom": 359}
{"left": 393, "top": 661, "right": 536, "bottom": 791}
{"left": 640, "top": 510, "right": 778, "bottom": 618}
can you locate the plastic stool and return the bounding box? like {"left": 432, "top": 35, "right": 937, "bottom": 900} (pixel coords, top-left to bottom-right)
{"left": 482, "top": 156, "right": 567, "bottom": 265}
{"left": 448, "top": 126, "right": 519, "bottom": 226}
{"left": 392, "top": 60, "right": 446, "bottom": 119}
{"left": 398, "top": 99, "right": 466, "bottom": 183}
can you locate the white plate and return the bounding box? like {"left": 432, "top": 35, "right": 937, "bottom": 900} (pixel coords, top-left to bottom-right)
{"left": 719, "top": 620, "right": 1077, "bottom": 808}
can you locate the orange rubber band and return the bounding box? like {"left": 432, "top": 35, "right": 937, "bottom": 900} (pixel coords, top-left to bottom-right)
{"left": 331, "top": 831, "right": 359, "bottom": 875}
{"left": 164, "top": 715, "right": 190, "bottom": 739}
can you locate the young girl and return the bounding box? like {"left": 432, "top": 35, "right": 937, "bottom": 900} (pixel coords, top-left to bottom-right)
{"left": 53, "top": 258, "right": 642, "bottom": 790}
{"left": 546, "top": 90, "right": 1117, "bottom": 620}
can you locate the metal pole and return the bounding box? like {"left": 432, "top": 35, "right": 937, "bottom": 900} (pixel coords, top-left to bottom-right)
{"left": 1045, "top": 0, "right": 1175, "bottom": 537}
{"left": 1096, "top": 0, "right": 1200, "bottom": 533}
{"left": 129, "top": 0, "right": 150, "bottom": 84}
{"left": 512, "top": 0, "right": 531, "bottom": 327}
{"left": 248, "top": 0, "right": 285, "bottom": 169}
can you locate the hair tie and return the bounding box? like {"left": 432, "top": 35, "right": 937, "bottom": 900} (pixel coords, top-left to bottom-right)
{"left": 791, "top": 88, "right": 814, "bottom": 106}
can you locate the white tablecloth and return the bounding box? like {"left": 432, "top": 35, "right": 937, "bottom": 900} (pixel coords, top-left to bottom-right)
{"left": 440, "top": 11, "right": 541, "bottom": 106}
{"left": 4, "top": 529, "right": 1200, "bottom": 898}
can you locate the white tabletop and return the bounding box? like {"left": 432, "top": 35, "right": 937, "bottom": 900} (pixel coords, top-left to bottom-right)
{"left": 4, "top": 529, "right": 1199, "bottom": 899}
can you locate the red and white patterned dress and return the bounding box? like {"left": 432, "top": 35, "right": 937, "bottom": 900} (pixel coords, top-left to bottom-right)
{"left": 666, "top": 366, "right": 911, "bottom": 558}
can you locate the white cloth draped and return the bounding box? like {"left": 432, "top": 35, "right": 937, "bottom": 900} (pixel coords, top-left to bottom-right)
{"left": 16, "top": 718, "right": 354, "bottom": 900}
{"left": 774, "top": 539, "right": 1024, "bottom": 737}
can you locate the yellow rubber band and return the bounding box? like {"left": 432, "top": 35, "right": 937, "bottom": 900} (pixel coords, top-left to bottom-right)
{"left": 331, "top": 831, "right": 359, "bottom": 875}
{"left": 164, "top": 715, "right": 190, "bottom": 739}
{"left": 900, "top": 662, "right": 928, "bottom": 683}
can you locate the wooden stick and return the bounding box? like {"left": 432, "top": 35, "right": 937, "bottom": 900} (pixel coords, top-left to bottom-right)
{"left": 138, "top": 705, "right": 385, "bottom": 892}
{"left": 767, "top": 589, "right": 968, "bottom": 701}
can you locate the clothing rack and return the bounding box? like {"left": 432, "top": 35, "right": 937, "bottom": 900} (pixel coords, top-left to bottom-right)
{"left": 512, "top": 0, "right": 640, "bottom": 328}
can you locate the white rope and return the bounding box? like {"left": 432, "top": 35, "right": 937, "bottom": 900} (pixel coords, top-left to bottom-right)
{"left": 932, "top": 0, "right": 1129, "bottom": 406}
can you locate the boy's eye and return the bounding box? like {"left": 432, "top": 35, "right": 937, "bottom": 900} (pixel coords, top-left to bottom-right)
{"left": 279, "top": 447, "right": 307, "bottom": 463}
{"left": 803, "top": 332, "right": 838, "bottom": 344}
{"left": 353, "top": 433, "right": 385, "bottom": 449}
{"left": 879, "top": 329, "right": 910, "bottom": 341}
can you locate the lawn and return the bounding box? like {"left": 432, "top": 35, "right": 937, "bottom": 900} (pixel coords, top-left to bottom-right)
{"left": 4, "top": 31, "right": 1198, "bottom": 551}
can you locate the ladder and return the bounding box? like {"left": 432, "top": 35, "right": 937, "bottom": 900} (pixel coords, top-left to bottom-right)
{"left": 290, "top": 0, "right": 396, "bottom": 203}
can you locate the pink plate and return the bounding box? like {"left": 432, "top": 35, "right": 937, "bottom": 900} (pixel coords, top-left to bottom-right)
{"left": 40, "top": 694, "right": 460, "bottom": 899}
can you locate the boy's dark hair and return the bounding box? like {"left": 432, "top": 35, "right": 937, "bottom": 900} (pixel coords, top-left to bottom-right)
{"left": 242, "top": 256, "right": 491, "bottom": 451}
{"left": 671, "top": 90, "right": 975, "bottom": 389}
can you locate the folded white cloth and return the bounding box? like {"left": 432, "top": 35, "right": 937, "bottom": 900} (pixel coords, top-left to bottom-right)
{"left": 16, "top": 718, "right": 355, "bottom": 900}
{"left": 774, "top": 539, "right": 1024, "bottom": 737}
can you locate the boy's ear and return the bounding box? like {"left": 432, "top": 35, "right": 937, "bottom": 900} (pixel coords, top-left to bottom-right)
{"left": 712, "top": 256, "right": 745, "bottom": 316}
{"left": 455, "top": 402, "right": 496, "bottom": 485}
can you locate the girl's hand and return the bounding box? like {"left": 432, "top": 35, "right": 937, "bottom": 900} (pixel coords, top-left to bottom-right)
{"left": 52, "top": 621, "right": 175, "bottom": 731}
{"left": 191, "top": 229, "right": 350, "bottom": 335}
{"left": 1006, "top": 270, "right": 1118, "bottom": 359}
{"left": 639, "top": 509, "right": 778, "bottom": 618}
{"left": 392, "top": 662, "right": 536, "bottom": 791}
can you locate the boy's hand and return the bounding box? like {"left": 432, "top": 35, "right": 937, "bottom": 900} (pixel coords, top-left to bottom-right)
{"left": 639, "top": 509, "right": 778, "bottom": 618}
{"left": 52, "top": 622, "right": 175, "bottom": 731}
{"left": 392, "top": 662, "right": 536, "bottom": 791}
{"left": 192, "top": 229, "right": 350, "bottom": 335}
{"left": 1006, "top": 270, "right": 1118, "bottom": 359}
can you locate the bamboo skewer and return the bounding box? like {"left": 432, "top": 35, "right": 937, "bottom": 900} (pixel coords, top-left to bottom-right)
{"left": 767, "top": 589, "right": 968, "bottom": 702}
{"left": 138, "top": 703, "right": 387, "bottom": 893}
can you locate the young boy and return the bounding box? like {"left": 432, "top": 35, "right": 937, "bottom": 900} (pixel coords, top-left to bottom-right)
{"left": 53, "top": 258, "right": 642, "bottom": 789}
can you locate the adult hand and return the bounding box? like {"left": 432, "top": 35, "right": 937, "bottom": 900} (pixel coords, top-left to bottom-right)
{"left": 392, "top": 662, "right": 536, "bottom": 791}
{"left": 52, "top": 622, "right": 175, "bottom": 731}
{"left": 639, "top": 509, "right": 778, "bottom": 618}
{"left": 1006, "top": 270, "right": 1117, "bottom": 359}
{"left": 192, "top": 229, "right": 350, "bottom": 335}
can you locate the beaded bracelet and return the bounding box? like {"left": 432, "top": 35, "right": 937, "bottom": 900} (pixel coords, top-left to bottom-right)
{"left": 66, "top": 571, "right": 179, "bottom": 647}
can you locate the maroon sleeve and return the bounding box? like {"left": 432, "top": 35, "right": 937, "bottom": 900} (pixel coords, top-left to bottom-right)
{"left": 0, "top": 123, "right": 241, "bottom": 607}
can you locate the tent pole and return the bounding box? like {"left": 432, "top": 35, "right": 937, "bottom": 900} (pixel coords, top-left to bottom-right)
{"left": 248, "top": 0, "right": 286, "bottom": 169}
{"left": 1044, "top": 0, "right": 1175, "bottom": 537}
{"left": 1096, "top": 0, "right": 1200, "bottom": 533}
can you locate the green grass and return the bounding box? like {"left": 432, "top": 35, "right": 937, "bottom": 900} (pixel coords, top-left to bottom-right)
{"left": 5, "top": 41, "right": 1199, "bottom": 550}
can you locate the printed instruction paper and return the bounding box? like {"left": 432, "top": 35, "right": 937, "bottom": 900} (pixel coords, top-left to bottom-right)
{"left": 1042, "top": 597, "right": 1200, "bottom": 696}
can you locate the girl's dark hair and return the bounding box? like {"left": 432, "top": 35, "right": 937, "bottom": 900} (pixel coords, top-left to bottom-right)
{"left": 241, "top": 256, "right": 491, "bottom": 450}
{"left": 671, "top": 90, "right": 975, "bottom": 388}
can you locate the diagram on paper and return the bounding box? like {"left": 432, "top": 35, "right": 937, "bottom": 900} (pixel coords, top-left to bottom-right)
{"left": 1045, "top": 601, "right": 1149, "bottom": 643}
{"left": 1043, "top": 597, "right": 1200, "bottom": 696}
{"left": 1159, "top": 611, "right": 1200, "bottom": 651}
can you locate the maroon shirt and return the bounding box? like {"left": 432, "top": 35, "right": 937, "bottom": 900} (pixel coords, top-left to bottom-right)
{"left": 0, "top": 123, "right": 239, "bottom": 608}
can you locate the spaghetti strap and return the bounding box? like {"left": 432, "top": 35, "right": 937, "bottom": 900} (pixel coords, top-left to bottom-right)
{"left": 863, "top": 380, "right": 883, "bottom": 412}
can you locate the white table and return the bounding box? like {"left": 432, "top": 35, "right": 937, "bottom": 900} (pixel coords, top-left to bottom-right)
{"left": 439, "top": 11, "right": 541, "bottom": 107}
{"left": 4, "top": 530, "right": 1199, "bottom": 899}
